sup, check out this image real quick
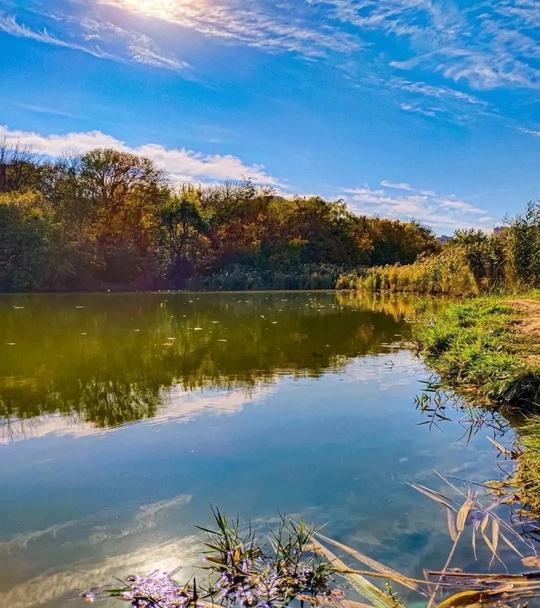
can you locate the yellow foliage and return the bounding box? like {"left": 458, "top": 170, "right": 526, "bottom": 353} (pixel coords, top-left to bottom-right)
{"left": 340, "top": 246, "right": 480, "bottom": 297}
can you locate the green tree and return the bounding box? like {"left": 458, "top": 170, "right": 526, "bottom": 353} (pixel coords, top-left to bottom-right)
{"left": 0, "top": 191, "right": 69, "bottom": 291}
{"left": 159, "top": 186, "right": 211, "bottom": 284}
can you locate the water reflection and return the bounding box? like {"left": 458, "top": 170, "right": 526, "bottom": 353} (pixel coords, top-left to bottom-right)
{"left": 0, "top": 292, "right": 419, "bottom": 440}
{"left": 0, "top": 495, "right": 199, "bottom": 608}
{"left": 0, "top": 293, "right": 518, "bottom": 608}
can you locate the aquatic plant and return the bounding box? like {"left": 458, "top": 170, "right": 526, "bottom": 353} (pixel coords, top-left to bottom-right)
{"left": 83, "top": 510, "right": 338, "bottom": 608}
{"left": 84, "top": 486, "right": 540, "bottom": 608}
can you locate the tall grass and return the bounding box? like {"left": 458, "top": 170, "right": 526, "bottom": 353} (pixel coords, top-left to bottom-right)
{"left": 338, "top": 247, "right": 479, "bottom": 296}
{"left": 188, "top": 264, "right": 344, "bottom": 291}
{"left": 338, "top": 202, "right": 540, "bottom": 297}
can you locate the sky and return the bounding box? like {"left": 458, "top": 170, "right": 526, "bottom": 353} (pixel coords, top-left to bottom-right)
{"left": 0, "top": 0, "right": 539, "bottom": 234}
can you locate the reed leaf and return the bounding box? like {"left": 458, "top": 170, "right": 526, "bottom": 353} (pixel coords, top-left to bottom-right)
{"left": 499, "top": 532, "right": 524, "bottom": 558}
{"left": 456, "top": 498, "right": 473, "bottom": 533}
{"left": 480, "top": 514, "right": 489, "bottom": 535}
{"left": 311, "top": 539, "right": 398, "bottom": 608}
{"left": 486, "top": 437, "right": 512, "bottom": 458}
{"left": 317, "top": 534, "right": 423, "bottom": 594}
{"left": 446, "top": 511, "right": 458, "bottom": 542}
{"left": 407, "top": 483, "right": 457, "bottom": 513}
{"left": 491, "top": 519, "right": 499, "bottom": 556}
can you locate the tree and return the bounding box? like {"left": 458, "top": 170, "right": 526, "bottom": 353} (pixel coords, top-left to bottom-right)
{"left": 159, "top": 186, "right": 211, "bottom": 284}
{"left": 0, "top": 137, "right": 45, "bottom": 193}
{"left": 61, "top": 148, "right": 169, "bottom": 283}
{"left": 0, "top": 191, "right": 69, "bottom": 291}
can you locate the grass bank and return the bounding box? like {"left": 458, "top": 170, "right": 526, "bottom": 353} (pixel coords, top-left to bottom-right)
{"left": 414, "top": 294, "right": 540, "bottom": 409}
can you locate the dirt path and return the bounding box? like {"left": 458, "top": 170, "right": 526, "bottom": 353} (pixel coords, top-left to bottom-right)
{"left": 509, "top": 299, "right": 540, "bottom": 337}
{"left": 507, "top": 298, "right": 540, "bottom": 364}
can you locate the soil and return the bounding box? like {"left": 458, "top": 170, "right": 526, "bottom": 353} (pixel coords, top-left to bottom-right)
{"left": 509, "top": 299, "right": 540, "bottom": 337}
{"left": 508, "top": 298, "right": 540, "bottom": 365}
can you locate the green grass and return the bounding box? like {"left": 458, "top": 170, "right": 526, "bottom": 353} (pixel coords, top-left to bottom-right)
{"left": 414, "top": 298, "right": 540, "bottom": 409}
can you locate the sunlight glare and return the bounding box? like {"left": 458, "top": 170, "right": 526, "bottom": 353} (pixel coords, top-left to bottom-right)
{"left": 116, "top": 0, "right": 195, "bottom": 19}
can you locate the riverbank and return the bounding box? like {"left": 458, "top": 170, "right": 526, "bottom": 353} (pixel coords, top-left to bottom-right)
{"left": 414, "top": 294, "right": 540, "bottom": 410}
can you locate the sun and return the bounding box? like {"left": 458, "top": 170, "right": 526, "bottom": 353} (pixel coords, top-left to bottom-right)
{"left": 111, "top": 0, "right": 194, "bottom": 19}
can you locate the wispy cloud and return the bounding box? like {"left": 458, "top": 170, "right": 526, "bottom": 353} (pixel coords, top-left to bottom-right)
{"left": 14, "top": 103, "right": 84, "bottom": 120}
{"left": 0, "top": 126, "right": 280, "bottom": 185}
{"left": 0, "top": 13, "right": 116, "bottom": 60}
{"left": 313, "top": 0, "right": 540, "bottom": 90}
{"left": 389, "top": 77, "right": 488, "bottom": 107}
{"left": 399, "top": 103, "right": 436, "bottom": 118}
{"left": 79, "top": 17, "right": 189, "bottom": 71}
{"left": 0, "top": 11, "right": 188, "bottom": 72}
{"left": 97, "top": 0, "right": 361, "bottom": 58}
{"left": 380, "top": 180, "right": 414, "bottom": 192}
{"left": 342, "top": 180, "right": 492, "bottom": 232}
{"left": 519, "top": 127, "right": 540, "bottom": 138}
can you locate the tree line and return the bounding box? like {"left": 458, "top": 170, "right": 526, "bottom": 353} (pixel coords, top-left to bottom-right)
{"left": 0, "top": 139, "right": 439, "bottom": 291}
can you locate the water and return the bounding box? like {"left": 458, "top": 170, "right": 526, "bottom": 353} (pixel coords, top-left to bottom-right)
{"left": 0, "top": 292, "right": 516, "bottom": 608}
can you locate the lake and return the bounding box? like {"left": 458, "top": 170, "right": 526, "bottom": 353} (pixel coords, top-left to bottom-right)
{"left": 0, "top": 292, "right": 518, "bottom": 608}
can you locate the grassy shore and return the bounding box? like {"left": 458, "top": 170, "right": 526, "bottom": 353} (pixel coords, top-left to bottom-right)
{"left": 414, "top": 295, "right": 540, "bottom": 516}
{"left": 414, "top": 294, "right": 540, "bottom": 409}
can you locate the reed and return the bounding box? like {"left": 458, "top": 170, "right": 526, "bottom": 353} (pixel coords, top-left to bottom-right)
{"left": 337, "top": 247, "right": 480, "bottom": 297}
{"left": 337, "top": 202, "right": 540, "bottom": 298}
{"left": 188, "top": 264, "right": 345, "bottom": 291}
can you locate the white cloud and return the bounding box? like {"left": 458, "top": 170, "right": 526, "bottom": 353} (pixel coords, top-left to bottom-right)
{"left": 519, "top": 127, "right": 540, "bottom": 138}
{"left": 0, "top": 126, "right": 280, "bottom": 185}
{"left": 380, "top": 180, "right": 414, "bottom": 191}
{"left": 399, "top": 103, "right": 436, "bottom": 118}
{"left": 381, "top": 181, "right": 436, "bottom": 197}
{"left": 342, "top": 181, "right": 492, "bottom": 232}
{"left": 438, "top": 199, "right": 484, "bottom": 215}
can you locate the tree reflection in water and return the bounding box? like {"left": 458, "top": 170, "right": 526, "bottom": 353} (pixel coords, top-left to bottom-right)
{"left": 0, "top": 292, "right": 426, "bottom": 439}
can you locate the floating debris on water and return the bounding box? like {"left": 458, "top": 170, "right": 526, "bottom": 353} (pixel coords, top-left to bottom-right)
{"left": 81, "top": 592, "right": 95, "bottom": 604}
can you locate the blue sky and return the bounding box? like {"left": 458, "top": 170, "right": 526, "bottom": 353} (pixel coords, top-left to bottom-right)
{"left": 0, "top": 0, "right": 539, "bottom": 234}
